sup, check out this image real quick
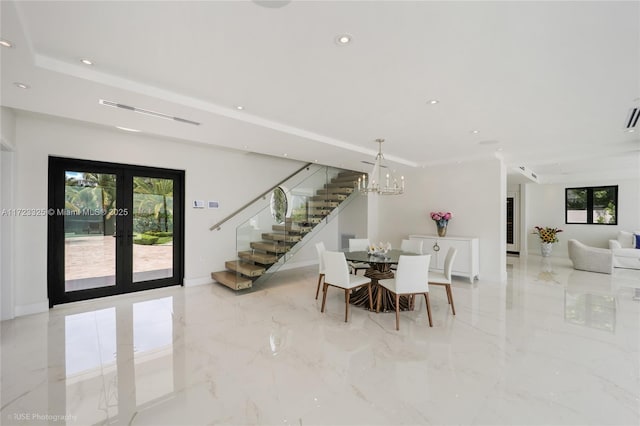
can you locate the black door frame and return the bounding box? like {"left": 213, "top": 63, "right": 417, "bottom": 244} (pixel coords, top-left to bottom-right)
{"left": 48, "top": 156, "right": 185, "bottom": 307}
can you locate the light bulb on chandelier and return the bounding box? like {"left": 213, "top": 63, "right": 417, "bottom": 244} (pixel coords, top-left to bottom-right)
{"left": 357, "top": 138, "right": 405, "bottom": 195}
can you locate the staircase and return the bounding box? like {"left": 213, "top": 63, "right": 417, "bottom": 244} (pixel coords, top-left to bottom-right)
{"left": 211, "top": 170, "right": 362, "bottom": 290}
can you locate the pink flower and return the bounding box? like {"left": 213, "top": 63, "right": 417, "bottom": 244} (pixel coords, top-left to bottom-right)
{"left": 430, "top": 211, "right": 452, "bottom": 222}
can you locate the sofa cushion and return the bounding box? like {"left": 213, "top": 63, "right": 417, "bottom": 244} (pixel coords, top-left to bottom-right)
{"left": 613, "top": 248, "right": 640, "bottom": 259}
{"left": 617, "top": 231, "right": 635, "bottom": 248}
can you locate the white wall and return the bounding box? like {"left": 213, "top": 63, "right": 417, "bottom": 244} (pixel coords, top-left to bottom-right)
{"left": 525, "top": 177, "right": 640, "bottom": 256}
{"left": 376, "top": 158, "right": 507, "bottom": 282}
{"left": 9, "top": 112, "right": 309, "bottom": 315}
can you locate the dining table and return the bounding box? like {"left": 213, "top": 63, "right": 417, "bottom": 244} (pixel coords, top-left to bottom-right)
{"left": 342, "top": 249, "right": 420, "bottom": 312}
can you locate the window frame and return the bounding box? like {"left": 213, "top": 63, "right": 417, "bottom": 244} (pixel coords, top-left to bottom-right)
{"left": 565, "top": 185, "right": 618, "bottom": 225}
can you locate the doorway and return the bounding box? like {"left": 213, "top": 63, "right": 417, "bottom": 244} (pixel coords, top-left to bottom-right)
{"left": 506, "top": 191, "right": 520, "bottom": 254}
{"left": 48, "top": 157, "right": 184, "bottom": 306}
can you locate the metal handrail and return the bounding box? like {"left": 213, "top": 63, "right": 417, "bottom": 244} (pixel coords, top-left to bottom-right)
{"left": 209, "top": 162, "right": 313, "bottom": 231}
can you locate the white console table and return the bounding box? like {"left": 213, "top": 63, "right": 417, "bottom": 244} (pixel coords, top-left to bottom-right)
{"left": 409, "top": 234, "right": 479, "bottom": 283}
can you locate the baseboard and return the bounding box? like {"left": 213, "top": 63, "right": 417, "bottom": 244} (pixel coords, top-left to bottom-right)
{"left": 14, "top": 300, "right": 49, "bottom": 317}
{"left": 183, "top": 276, "right": 213, "bottom": 287}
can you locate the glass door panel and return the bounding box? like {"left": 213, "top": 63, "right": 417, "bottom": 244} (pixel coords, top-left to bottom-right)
{"left": 64, "top": 171, "right": 117, "bottom": 292}
{"left": 49, "top": 157, "right": 184, "bottom": 306}
{"left": 132, "top": 176, "right": 174, "bottom": 283}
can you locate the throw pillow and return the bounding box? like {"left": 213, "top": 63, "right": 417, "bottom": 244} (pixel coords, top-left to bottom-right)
{"left": 635, "top": 234, "right": 640, "bottom": 249}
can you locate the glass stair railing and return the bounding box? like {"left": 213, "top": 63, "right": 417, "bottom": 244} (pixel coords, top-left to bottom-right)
{"left": 211, "top": 165, "right": 362, "bottom": 291}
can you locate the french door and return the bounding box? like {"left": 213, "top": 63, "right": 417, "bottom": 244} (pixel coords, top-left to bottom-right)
{"left": 48, "top": 157, "right": 184, "bottom": 306}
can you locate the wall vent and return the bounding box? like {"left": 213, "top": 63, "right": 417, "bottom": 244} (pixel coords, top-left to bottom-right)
{"left": 626, "top": 107, "right": 639, "bottom": 129}
{"left": 99, "top": 99, "right": 201, "bottom": 126}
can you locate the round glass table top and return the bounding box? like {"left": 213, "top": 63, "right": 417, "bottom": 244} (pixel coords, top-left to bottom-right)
{"left": 342, "top": 249, "right": 420, "bottom": 264}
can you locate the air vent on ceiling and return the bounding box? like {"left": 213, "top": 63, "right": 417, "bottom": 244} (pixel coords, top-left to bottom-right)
{"left": 99, "top": 99, "right": 200, "bottom": 126}
{"left": 626, "top": 107, "right": 639, "bottom": 129}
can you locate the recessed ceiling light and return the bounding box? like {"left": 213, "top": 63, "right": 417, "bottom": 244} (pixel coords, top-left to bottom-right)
{"left": 0, "top": 39, "right": 13, "bottom": 48}
{"left": 626, "top": 128, "right": 636, "bottom": 133}
{"left": 13, "top": 82, "right": 29, "bottom": 89}
{"left": 283, "top": 153, "right": 288, "bottom": 157}
{"left": 335, "top": 34, "right": 352, "bottom": 45}
{"left": 80, "top": 58, "right": 94, "bottom": 65}
{"left": 235, "top": 105, "right": 244, "bottom": 110}
{"left": 115, "top": 126, "right": 141, "bottom": 132}
{"left": 427, "top": 99, "right": 439, "bottom": 105}
{"left": 471, "top": 130, "right": 480, "bottom": 134}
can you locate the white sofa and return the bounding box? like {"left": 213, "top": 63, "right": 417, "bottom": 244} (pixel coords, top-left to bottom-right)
{"left": 608, "top": 231, "right": 640, "bottom": 270}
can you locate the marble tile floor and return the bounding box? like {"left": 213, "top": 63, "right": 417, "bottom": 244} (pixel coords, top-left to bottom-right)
{"left": 1, "top": 255, "right": 639, "bottom": 426}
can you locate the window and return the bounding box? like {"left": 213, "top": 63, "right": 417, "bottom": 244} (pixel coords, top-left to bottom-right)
{"left": 270, "top": 186, "right": 288, "bottom": 224}
{"left": 565, "top": 185, "right": 617, "bottom": 224}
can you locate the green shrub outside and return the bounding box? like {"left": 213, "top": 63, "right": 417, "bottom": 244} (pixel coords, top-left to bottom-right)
{"left": 143, "top": 231, "right": 172, "bottom": 237}
{"left": 155, "top": 236, "right": 173, "bottom": 244}
{"left": 133, "top": 234, "right": 159, "bottom": 245}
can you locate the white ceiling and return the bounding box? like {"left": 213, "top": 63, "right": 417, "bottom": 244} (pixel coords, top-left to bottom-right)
{"left": 1, "top": 1, "right": 639, "bottom": 183}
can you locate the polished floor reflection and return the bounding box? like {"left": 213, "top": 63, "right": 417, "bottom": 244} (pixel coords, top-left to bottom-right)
{"left": 2, "top": 256, "right": 639, "bottom": 425}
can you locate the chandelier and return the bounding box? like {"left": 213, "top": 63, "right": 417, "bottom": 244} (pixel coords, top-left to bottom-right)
{"left": 357, "top": 138, "right": 405, "bottom": 195}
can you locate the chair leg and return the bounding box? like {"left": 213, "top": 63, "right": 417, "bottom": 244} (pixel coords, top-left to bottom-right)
{"left": 367, "top": 283, "right": 374, "bottom": 311}
{"left": 315, "top": 273, "right": 324, "bottom": 300}
{"left": 344, "top": 289, "right": 350, "bottom": 322}
{"left": 321, "top": 282, "right": 329, "bottom": 313}
{"left": 424, "top": 293, "right": 433, "bottom": 327}
{"left": 395, "top": 293, "right": 400, "bottom": 330}
{"left": 447, "top": 285, "right": 456, "bottom": 315}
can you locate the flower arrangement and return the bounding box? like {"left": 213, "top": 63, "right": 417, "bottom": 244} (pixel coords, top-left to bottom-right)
{"left": 430, "top": 211, "right": 452, "bottom": 226}
{"left": 533, "top": 226, "right": 563, "bottom": 244}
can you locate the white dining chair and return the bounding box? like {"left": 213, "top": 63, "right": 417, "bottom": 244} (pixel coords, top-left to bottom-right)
{"left": 315, "top": 242, "right": 326, "bottom": 300}
{"left": 378, "top": 255, "right": 432, "bottom": 330}
{"left": 428, "top": 247, "right": 458, "bottom": 315}
{"left": 321, "top": 251, "right": 373, "bottom": 322}
{"left": 400, "top": 239, "right": 423, "bottom": 254}
{"left": 348, "top": 238, "right": 371, "bottom": 275}
{"left": 391, "top": 239, "right": 424, "bottom": 270}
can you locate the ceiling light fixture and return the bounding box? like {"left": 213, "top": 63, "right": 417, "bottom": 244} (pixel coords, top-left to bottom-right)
{"left": 115, "top": 126, "right": 141, "bottom": 132}
{"left": 80, "top": 58, "right": 94, "bottom": 65}
{"left": 358, "top": 139, "right": 405, "bottom": 196}
{"left": 427, "top": 99, "right": 439, "bottom": 105}
{"left": 13, "top": 82, "right": 29, "bottom": 89}
{"left": 235, "top": 105, "right": 244, "bottom": 110}
{"left": 471, "top": 130, "right": 479, "bottom": 134}
{"left": 0, "top": 39, "right": 13, "bottom": 48}
{"left": 335, "top": 34, "right": 352, "bottom": 45}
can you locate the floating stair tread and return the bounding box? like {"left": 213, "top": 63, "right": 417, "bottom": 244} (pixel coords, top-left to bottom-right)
{"left": 262, "top": 233, "right": 301, "bottom": 242}
{"left": 332, "top": 175, "right": 362, "bottom": 183}
{"left": 238, "top": 251, "right": 278, "bottom": 264}
{"left": 250, "top": 241, "right": 290, "bottom": 253}
{"left": 325, "top": 182, "right": 355, "bottom": 189}
{"left": 272, "top": 224, "right": 311, "bottom": 233}
{"left": 308, "top": 201, "right": 339, "bottom": 207}
{"left": 211, "top": 271, "right": 252, "bottom": 290}
{"left": 316, "top": 188, "right": 353, "bottom": 195}
{"left": 337, "top": 171, "right": 363, "bottom": 178}
{"left": 225, "top": 261, "right": 265, "bottom": 277}
{"left": 310, "top": 194, "right": 347, "bottom": 201}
